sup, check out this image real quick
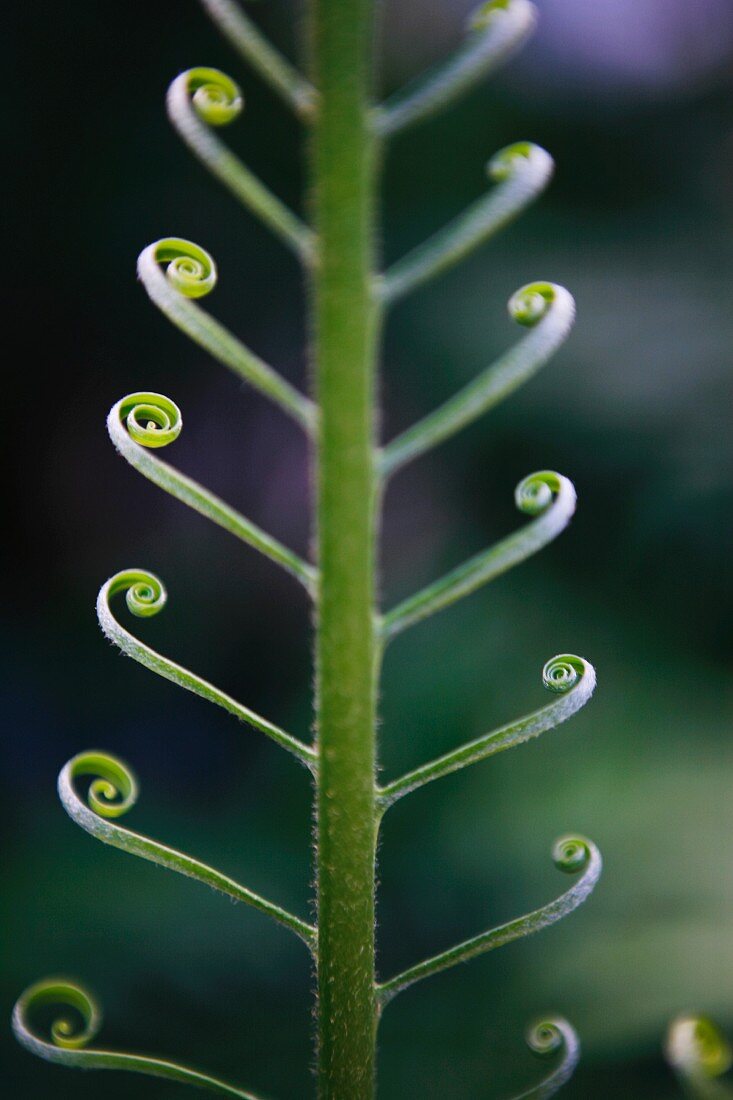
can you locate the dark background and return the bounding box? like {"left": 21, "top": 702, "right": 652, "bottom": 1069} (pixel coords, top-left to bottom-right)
{"left": 5, "top": 0, "right": 733, "bottom": 1096}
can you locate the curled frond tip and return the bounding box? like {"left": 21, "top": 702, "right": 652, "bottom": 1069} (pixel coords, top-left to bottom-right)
{"left": 170, "top": 66, "right": 244, "bottom": 127}
{"left": 13, "top": 977, "right": 269, "bottom": 1096}
{"left": 552, "top": 835, "right": 593, "bottom": 875}
{"left": 514, "top": 470, "right": 575, "bottom": 517}
{"left": 509, "top": 281, "right": 566, "bottom": 327}
{"left": 488, "top": 141, "right": 554, "bottom": 184}
{"left": 509, "top": 1017, "right": 580, "bottom": 1099}
{"left": 103, "top": 568, "right": 167, "bottom": 620}
{"left": 470, "top": 0, "right": 535, "bottom": 33}
{"left": 13, "top": 979, "right": 101, "bottom": 1057}
{"left": 526, "top": 1017, "right": 576, "bottom": 1059}
{"left": 139, "top": 238, "right": 217, "bottom": 300}
{"left": 96, "top": 569, "right": 317, "bottom": 764}
{"left": 542, "top": 654, "right": 588, "bottom": 696}
{"left": 116, "top": 392, "right": 182, "bottom": 449}
{"left": 61, "top": 750, "right": 138, "bottom": 821}
{"left": 667, "top": 1015, "right": 733, "bottom": 1090}
{"left": 57, "top": 749, "right": 318, "bottom": 945}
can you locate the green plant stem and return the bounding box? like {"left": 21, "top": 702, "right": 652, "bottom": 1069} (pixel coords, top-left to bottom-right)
{"left": 309, "top": 0, "right": 379, "bottom": 1094}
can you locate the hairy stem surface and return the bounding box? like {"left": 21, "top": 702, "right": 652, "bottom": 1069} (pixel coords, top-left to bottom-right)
{"left": 309, "top": 0, "right": 379, "bottom": 1095}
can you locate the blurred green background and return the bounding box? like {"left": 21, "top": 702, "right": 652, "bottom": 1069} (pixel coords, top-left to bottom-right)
{"left": 5, "top": 0, "right": 733, "bottom": 1096}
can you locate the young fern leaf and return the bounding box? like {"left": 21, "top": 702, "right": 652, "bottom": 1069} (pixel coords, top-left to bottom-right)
{"left": 374, "top": 0, "right": 537, "bottom": 138}
{"left": 16, "top": 0, "right": 600, "bottom": 1094}
{"left": 509, "top": 1019, "right": 580, "bottom": 1100}
{"left": 58, "top": 751, "right": 316, "bottom": 947}
{"left": 96, "top": 570, "right": 316, "bottom": 768}
{"left": 137, "top": 239, "right": 316, "bottom": 431}
{"left": 107, "top": 392, "right": 316, "bottom": 592}
{"left": 378, "top": 655, "right": 595, "bottom": 809}
{"left": 382, "top": 471, "right": 576, "bottom": 640}
{"left": 377, "top": 837, "right": 601, "bottom": 1007}
{"left": 167, "top": 68, "right": 315, "bottom": 261}
{"left": 380, "top": 283, "right": 575, "bottom": 478}
{"left": 12, "top": 980, "right": 268, "bottom": 1098}
{"left": 197, "top": 0, "right": 317, "bottom": 120}
{"left": 666, "top": 1017, "right": 733, "bottom": 1099}
{"left": 379, "top": 143, "right": 553, "bottom": 305}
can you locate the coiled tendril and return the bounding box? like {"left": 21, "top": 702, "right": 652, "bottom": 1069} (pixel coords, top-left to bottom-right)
{"left": 552, "top": 835, "right": 592, "bottom": 874}
{"left": 58, "top": 750, "right": 316, "bottom": 947}
{"left": 375, "top": 0, "right": 536, "bottom": 138}
{"left": 146, "top": 238, "right": 218, "bottom": 299}
{"left": 114, "top": 568, "right": 167, "bottom": 619}
{"left": 179, "top": 66, "right": 244, "bottom": 127}
{"left": 380, "top": 141, "right": 553, "bottom": 304}
{"left": 71, "top": 751, "right": 139, "bottom": 818}
{"left": 667, "top": 1016, "right": 733, "bottom": 1099}
{"left": 108, "top": 396, "right": 316, "bottom": 589}
{"left": 383, "top": 470, "right": 576, "bottom": 639}
{"left": 543, "top": 655, "right": 585, "bottom": 695}
{"left": 96, "top": 570, "right": 316, "bottom": 765}
{"left": 136, "top": 238, "right": 316, "bottom": 430}
{"left": 379, "top": 654, "right": 595, "bottom": 808}
{"left": 511, "top": 1017, "right": 580, "bottom": 1100}
{"left": 471, "top": 0, "right": 514, "bottom": 29}
{"left": 166, "top": 69, "right": 314, "bottom": 261}
{"left": 378, "top": 837, "right": 601, "bottom": 1005}
{"left": 515, "top": 470, "right": 566, "bottom": 516}
{"left": 119, "top": 392, "right": 183, "bottom": 449}
{"left": 13, "top": 980, "right": 101, "bottom": 1056}
{"left": 488, "top": 140, "right": 543, "bottom": 182}
{"left": 12, "top": 979, "right": 266, "bottom": 1097}
{"left": 509, "top": 281, "right": 559, "bottom": 327}
{"left": 380, "top": 281, "right": 575, "bottom": 478}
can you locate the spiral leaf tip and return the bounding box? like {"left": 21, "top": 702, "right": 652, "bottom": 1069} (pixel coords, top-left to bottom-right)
{"left": 172, "top": 67, "right": 244, "bottom": 127}
{"left": 102, "top": 568, "right": 167, "bottom": 620}
{"left": 61, "top": 751, "right": 139, "bottom": 821}
{"left": 13, "top": 977, "right": 267, "bottom": 1095}
{"left": 512, "top": 1016, "right": 580, "bottom": 1098}
{"left": 508, "top": 281, "right": 573, "bottom": 328}
{"left": 552, "top": 835, "right": 594, "bottom": 875}
{"left": 140, "top": 238, "right": 218, "bottom": 299}
{"left": 542, "top": 654, "right": 589, "bottom": 695}
{"left": 488, "top": 141, "right": 552, "bottom": 183}
{"left": 470, "top": 0, "right": 512, "bottom": 30}
{"left": 115, "top": 392, "right": 182, "bottom": 449}
{"left": 515, "top": 470, "right": 575, "bottom": 517}
{"left": 13, "top": 979, "right": 102, "bottom": 1056}
{"left": 526, "top": 1016, "right": 576, "bottom": 1058}
{"left": 667, "top": 1015, "right": 733, "bottom": 1081}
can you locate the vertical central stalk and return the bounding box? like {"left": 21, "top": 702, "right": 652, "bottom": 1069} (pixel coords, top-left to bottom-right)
{"left": 309, "top": 0, "right": 379, "bottom": 1096}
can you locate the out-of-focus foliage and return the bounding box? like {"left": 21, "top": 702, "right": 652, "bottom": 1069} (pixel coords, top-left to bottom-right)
{"left": 4, "top": 0, "right": 732, "bottom": 1096}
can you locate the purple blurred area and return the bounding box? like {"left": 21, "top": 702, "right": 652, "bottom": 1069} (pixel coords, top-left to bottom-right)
{"left": 383, "top": 0, "right": 733, "bottom": 98}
